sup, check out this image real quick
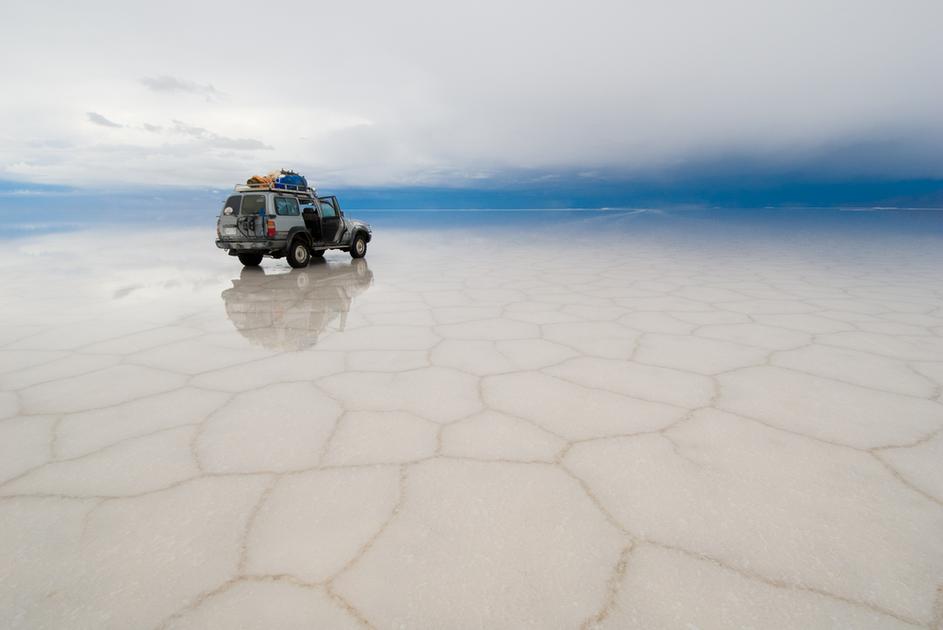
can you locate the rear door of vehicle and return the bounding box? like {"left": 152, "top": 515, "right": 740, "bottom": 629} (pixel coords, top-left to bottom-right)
{"left": 219, "top": 193, "right": 267, "bottom": 239}
{"left": 217, "top": 194, "right": 243, "bottom": 239}
{"left": 318, "top": 196, "right": 342, "bottom": 243}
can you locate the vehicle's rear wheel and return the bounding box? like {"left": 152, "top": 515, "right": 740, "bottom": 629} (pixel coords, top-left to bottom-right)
{"left": 350, "top": 234, "right": 367, "bottom": 259}
{"left": 287, "top": 239, "right": 310, "bottom": 268}
{"left": 238, "top": 253, "right": 263, "bottom": 266}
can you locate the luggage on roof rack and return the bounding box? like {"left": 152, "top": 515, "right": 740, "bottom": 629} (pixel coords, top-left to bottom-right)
{"left": 274, "top": 170, "right": 307, "bottom": 190}
{"left": 234, "top": 183, "right": 316, "bottom": 196}
{"left": 241, "top": 169, "right": 314, "bottom": 194}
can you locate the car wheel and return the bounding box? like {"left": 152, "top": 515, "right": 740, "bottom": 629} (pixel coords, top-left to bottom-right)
{"left": 238, "top": 253, "right": 263, "bottom": 266}
{"left": 287, "top": 239, "right": 310, "bottom": 268}
{"left": 311, "top": 249, "right": 325, "bottom": 258}
{"left": 350, "top": 234, "right": 367, "bottom": 259}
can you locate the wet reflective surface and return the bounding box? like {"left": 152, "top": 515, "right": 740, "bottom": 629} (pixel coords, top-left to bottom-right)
{"left": 222, "top": 261, "right": 374, "bottom": 351}
{"left": 1, "top": 211, "right": 942, "bottom": 629}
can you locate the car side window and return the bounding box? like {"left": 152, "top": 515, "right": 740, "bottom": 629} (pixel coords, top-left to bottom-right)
{"left": 319, "top": 199, "right": 337, "bottom": 218}
{"left": 275, "top": 197, "right": 300, "bottom": 216}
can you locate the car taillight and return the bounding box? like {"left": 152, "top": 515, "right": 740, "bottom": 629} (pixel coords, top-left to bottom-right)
{"left": 266, "top": 219, "right": 276, "bottom": 238}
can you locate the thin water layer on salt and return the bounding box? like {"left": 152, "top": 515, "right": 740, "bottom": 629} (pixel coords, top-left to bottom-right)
{"left": 0, "top": 209, "right": 941, "bottom": 629}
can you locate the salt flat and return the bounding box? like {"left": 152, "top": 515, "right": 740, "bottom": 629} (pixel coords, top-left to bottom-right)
{"left": 1, "top": 210, "right": 942, "bottom": 629}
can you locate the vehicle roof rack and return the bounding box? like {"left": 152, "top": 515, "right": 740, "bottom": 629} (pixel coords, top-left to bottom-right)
{"left": 234, "top": 183, "right": 317, "bottom": 196}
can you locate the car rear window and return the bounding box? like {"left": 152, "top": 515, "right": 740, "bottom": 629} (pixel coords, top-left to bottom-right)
{"left": 222, "top": 195, "right": 242, "bottom": 214}
{"left": 240, "top": 194, "right": 266, "bottom": 215}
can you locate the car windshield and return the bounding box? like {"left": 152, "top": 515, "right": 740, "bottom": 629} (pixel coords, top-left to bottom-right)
{"left": 240, "top": 194, "right": 266, "bottom": 215}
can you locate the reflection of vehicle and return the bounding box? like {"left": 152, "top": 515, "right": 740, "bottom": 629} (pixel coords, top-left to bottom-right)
{"left": 215, "top": 183, "right": 372, "bottom": 268}
{"left": 221, "top": 259, "right": 374, "bottom": 350}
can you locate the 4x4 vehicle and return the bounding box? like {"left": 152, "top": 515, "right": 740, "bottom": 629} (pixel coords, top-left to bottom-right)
{"left": 215, "top": 185, "right": 372, "bottom": 267}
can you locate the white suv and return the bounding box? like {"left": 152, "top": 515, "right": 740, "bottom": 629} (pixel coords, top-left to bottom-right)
{"left": 215, "top": 188, "right": 372, "bottom": 267}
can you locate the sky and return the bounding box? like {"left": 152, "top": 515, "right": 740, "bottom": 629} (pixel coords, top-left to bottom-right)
{"left": 1, "top": 0, "right": 942, "bottom": 202}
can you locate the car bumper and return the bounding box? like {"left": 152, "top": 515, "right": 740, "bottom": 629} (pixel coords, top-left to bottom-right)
{"left": 216, "top": 239, "right": 285, "bottom": 251}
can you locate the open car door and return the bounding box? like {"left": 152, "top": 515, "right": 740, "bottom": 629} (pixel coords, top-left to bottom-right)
{"left": 318, "top": 196, "right": 342, "bottom": 244}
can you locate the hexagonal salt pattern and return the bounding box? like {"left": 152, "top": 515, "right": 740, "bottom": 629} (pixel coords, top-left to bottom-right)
{"left": 1, "top": 222, "right": 942, "bottom": 629}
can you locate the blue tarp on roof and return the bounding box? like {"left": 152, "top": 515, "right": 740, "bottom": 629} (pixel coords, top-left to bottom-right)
{"left": 274, "top": 171, "right": 307, "bottom": 190}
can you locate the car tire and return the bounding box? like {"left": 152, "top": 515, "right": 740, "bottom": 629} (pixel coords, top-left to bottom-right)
{"left": 350, "top": 234, "right": 367, "bottom": 259}
{"left": 311, "top": 249, "right": 325, "bottom": 259}
{"left": 238, "top": 253, "right": 263, "bottom": 266}
{"left": 287, "top": 239, "right": 310, "bottom": 268}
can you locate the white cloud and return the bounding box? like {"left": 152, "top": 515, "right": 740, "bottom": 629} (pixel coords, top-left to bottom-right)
{"left": 141, "top": 75, "right": 224, "bottom": 101}
{"left": 1, "top": 0, "right": 942, "bottom": 188}
{"left": 86, "top": 112, "right": 122, "bottom": 128}
{"left": 165, "top": 119, "right": 272, "bottom": 150}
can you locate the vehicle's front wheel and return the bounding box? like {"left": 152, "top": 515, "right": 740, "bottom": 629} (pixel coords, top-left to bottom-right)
{"left": 287, "top": 239, "right": 310, "bottom": 268}
{"left": 310, "top": 249, "right": 325, "bottom": 259}
{"left": 237, "top": 253, "right": 263, "bottom": 267}
{"left": 350, "top": 234, "right": 367, "bottom": 259}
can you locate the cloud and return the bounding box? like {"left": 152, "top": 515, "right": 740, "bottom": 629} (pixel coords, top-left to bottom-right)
{"left": 136, "top": 119, "right": 272, "bottom": 150}
{"left": 3, "top": 0, "right": 942, "bottom": 188}
{"left": 169, "top": 120, "right": 214, "bottom": 138}
{"left": 205, "top": 137, "right": 272, "bottom": 151}
{"left": 86, "top": 112, "right": 122, "bottom": 128}
{"left": 140, "top": 75, "right": 224, "bottom": 100}
{"left": 168, "top": 119, "right": 272, "bottom": 150}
